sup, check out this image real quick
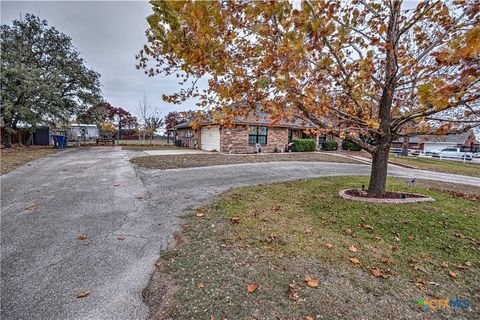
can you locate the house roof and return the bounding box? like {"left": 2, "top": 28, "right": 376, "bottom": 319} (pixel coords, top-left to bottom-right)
{"left": 395, "top": 130, "right": 479, "bottom": 144}
{"left": 419, "top": 131, "right": 477, "bottom": 144}
{"left": 175, "top": 106, "right": 314, "bottom": 130}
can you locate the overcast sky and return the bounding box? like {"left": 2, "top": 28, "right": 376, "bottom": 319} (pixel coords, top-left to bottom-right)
{"left": 1, "top": 1, "right": 421, "bottom": 119}
{"left": 1, "top": 0, "right": 203, "bottom": 117}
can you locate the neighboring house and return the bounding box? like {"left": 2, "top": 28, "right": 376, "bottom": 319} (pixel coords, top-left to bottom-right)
{"left": 174, "top": 111, "right": 323, "bottom": 153}
{"left": 420, "top": 130, "right": 479, "bottom": 153}
{"left": 392, "top": 130, "right": 480, "bottom": 153}
{"left": 70, "top": 124, "right": 99, "bottom": 141}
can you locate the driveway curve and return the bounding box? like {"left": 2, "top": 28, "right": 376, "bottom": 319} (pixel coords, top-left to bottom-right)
{"left": 1, "top": 147, "right": 479, "bottom": 320}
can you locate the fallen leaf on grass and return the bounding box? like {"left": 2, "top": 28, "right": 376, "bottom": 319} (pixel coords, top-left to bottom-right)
{"left": 197, "top": 283, "right": 204, "bottom": 288}
{"left": 410, "top": 263, "right": 421, "bottom": 271}
{"left": 195, "top": 211, "right": 204, "bottom": 218}
{"left": 371, "top": 268, "right": 388, "bottom": 279}
{"left": 344, "top": 228, "right": 353, "bottom": 236}
{"left": 349, "top": 257, "right": 361, "bottom": 265}
{"left": 305, "top": 317, "right": 314, "bottom": 320}
{"left": 361, "top": 224, "right": 374, "bottom": 232}
{"left": 455, "top": 233, "right": 465, "bottom": 239}
{"left": 412, "top": 277, "right": 427, "bottom": 289}
{"left": 230, "top": 216, "right": 240, "bottom": 224}
{"left": 348, "top": 245, "right": 357, "bottom": 253}
{"left": 246, "top": 283, "right": 257, "bottom": 293}
{"left": 77, "top": 234, "right": 87, "bottom": 240}
{"left": 271, "top": 204, "right": 283, "bottom": 212}
{"left": 304, "top": 275, "right": 319, "bottom": 288}
{"left": 25, "top": 204, "right": 38, "bottom": 213}
{"left": 304, "top": 227, "right": 312, "bottom": 234}
{"left": 325, "top": 243, "right": 334, "bottom": 249}
{"left": 286, "top": 283, "right": 300, "bottom": 301}
{"left": 448, "top": 271, "right": 457, "bottom": 278}
{"left": 76, "top": 291, "right": 90, "bottom": 298}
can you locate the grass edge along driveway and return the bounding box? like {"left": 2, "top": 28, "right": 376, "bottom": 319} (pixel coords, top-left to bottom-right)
{"left": 390, "top": 156, "right": 480, "bottom": 177}
{"left": 1, "top": 146, "right": 60, "bottom": 175}
{"left": 148, "top": 176, "right": 479, "bottom": 320}
{"left": 130, "top": 152, "right": 361, "bottom": 170}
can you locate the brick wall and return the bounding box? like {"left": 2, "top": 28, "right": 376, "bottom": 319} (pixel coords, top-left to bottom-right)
{"left": 220, "top": 125, "right": 289, "bottom": 153}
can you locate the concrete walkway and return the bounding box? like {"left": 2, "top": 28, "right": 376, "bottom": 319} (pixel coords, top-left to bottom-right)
{"left": 143, "top": 149, "right": 206, "bottom": 156}
{"left": 1, "top": 147, "right": 479, "bottom": 320}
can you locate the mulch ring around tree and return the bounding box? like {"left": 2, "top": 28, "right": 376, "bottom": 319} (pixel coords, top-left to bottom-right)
{"left": 339, "top": 188, "right": 435, "bottom": 204}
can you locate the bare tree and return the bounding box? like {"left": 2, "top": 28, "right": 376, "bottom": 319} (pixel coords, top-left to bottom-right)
{"left": 137, "top": 93, "right": 153, "bottom": 144}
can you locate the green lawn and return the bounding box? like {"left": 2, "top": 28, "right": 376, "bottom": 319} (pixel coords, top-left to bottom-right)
{"left": 130, "top": 152, "right": 360, "bottom": 170}
{"left": 151, "top": 177, "right": 480, "bottom": 320}
{"left": 390, "top": 156, "right": 480, "bottom": 177}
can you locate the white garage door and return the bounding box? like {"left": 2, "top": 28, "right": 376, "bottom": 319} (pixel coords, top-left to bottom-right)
{"left": 201, "top": 126, "right": 220, "bottom": 151}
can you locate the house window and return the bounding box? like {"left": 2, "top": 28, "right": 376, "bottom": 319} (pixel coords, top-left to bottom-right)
{"left": 248, "top": 126, "right": 267, "bottom": 144}
{"left": 319, "top": 134, "right": 326, "bottom": 144}
{"left": 288, "top": 129, "right": 293, "bottom": 142}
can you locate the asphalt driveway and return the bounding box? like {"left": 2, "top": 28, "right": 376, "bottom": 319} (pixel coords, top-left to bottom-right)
{"left": 1, "top": 147, "right": 480, "bottom": 320}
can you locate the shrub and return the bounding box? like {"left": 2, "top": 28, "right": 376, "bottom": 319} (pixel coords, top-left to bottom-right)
{"left": 342, "top": 140, "right": 362, "bottom": 151}
{"left": 291, "top": 138, "right": 316, "bottom": 152}
{"left": 321, "top": 140, "right": 338, "bottom": 151}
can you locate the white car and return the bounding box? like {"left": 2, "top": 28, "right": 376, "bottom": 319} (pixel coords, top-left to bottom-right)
{"left": 431, "top": 147, "right": 474, "bottom": 160}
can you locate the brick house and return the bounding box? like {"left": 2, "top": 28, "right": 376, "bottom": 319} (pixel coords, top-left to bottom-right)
{"left": 173, "top": 115, "right": 322, "bottom": 153}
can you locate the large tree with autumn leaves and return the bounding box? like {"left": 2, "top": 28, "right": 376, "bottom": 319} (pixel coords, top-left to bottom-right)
{"left": 138, "top": 0, "right": 480, "bottom": 195}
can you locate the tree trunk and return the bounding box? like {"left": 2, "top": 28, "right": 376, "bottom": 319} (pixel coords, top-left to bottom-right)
{"left": 4, "top": 132, "right": 12, "bottom": 148}
{"left": 401, "top": 137, "right": 409, "bottom": 156}
{"left": 26, "top": 131, "right": 34, "bottom": 146}
{"left": 368, "top": 3, "right": 400, "bottom": 196}
{"left": 368, "top": 144, "right": 390, "bottom": 195}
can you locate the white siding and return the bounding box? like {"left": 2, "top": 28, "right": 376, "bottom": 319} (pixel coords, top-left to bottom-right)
{"left": 423, "top": 142, "right": 456, "bottom": 153}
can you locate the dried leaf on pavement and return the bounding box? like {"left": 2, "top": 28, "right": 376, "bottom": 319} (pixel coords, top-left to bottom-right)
{"left": 77, "top": 234, "right": 87, "bottom": 241}
{"left": 76, "top": 291, "right": 90, "bottom": 298}
{"left": 25, "top": 204, "right": 38, "bottom": 213}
